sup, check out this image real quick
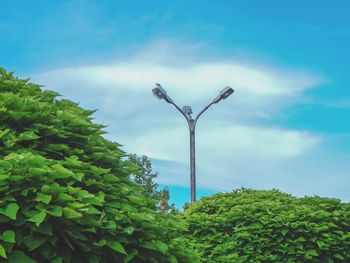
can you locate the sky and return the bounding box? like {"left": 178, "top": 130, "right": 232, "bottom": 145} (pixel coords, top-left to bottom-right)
{"left": 1, "top": 0, "right": 350, "bottom": 208}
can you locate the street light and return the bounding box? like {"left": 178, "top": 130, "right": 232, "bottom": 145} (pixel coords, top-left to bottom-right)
{"left": 152, "top": 83, "right": 234, "bottom": 203}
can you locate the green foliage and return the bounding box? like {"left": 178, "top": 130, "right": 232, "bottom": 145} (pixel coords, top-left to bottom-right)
{"left": 0, "top": 68, "right": 197, "bottom": 262}
{"left": 127, "top": 154, "right": 159, "bottom": 199}
{"left": 127, "top": 154, "right": 176, "bottom": 212}
{"left": 185, "top": 188, "right": 350, "bottom": 262}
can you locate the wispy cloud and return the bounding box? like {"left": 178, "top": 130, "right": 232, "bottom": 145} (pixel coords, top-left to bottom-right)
{"left": 30, "top": 40, "right": 350, "bottom": 201}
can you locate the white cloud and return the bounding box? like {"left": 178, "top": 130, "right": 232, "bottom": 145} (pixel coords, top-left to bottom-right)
{"left": 30, "top": 40, "right": 350, "bottom": 202}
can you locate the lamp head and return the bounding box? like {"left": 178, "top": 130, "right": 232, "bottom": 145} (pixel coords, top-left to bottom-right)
{"left": 152, "top": 83, "right": 167, "bottom": 100}
{"left": 220, "top": 86, "right": 234, "bottom": 100}
{"left": 152, "top": 83, "right": 173, "bottom": 103}
{"left": 213, "top": 86, "right": 234, "bottom": 103}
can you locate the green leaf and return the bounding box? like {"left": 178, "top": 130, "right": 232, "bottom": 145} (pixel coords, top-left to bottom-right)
{"left": 123, "top": 249, "right": 138, "bottom": 263}
{"left": 46, "top": 206, "right": 62, "bottom": 217}
{"left": 306, "top": 249, "right": 318, "bottom": 257}
{"left": 335, "top": 253, "right": 345, "bottom": 260}
{"left": 58, "top": 193, "right": 74, "bottom": 202}
{"left": 0, "top": 67, "right": 6, "bottom": 75}
{"left": 108, "top": 241, "right": 127, "bottom": 255}
{"left": 73, "top": 172, "right": 84, "bottom": 181}
{"left": 50, "top": 164, "right": 73, "bottom": 179}
{"left": 103, "top": 174, "right": 120, "bottom": 183}
{"left": 8, "top": 250, "right": 37, "bottom": 263}
{"left": 8, "top": 111, "right": 28, "bottom": 121}
{"left": 64, "top": 228, "right": 87, "bottom": 241}
{"left": 29, "top": 167, "right": 48, "bottom": 177}
{"left": 23, "top": 235, "right": 47, "bottom": 251}
{"left": 1, "top": 230, "right": 15, "bottom": 243}
{"left": 96, "top": 239, "right": 108, "bottom": 247}
{"left": 63, "top": 207, "right": 82, "bottom": 219}
{"left": 35, "top": 193, "right": 52, "bottom": 204}
{"left": 143, "top": 240, "right": 168, "bottom": 254}
{"left": 36, "top": 221, "right": 52, "bottom": 236}
{"left": 127, "top": 195, "right": 145, "bottom": 204}
{"left": 0, "top": 160, "right": 13, "bottom": 170}
{"left": 0, "top": 174, "right": 9, "bottom": 180}
{"left": 5, "top": 203, "right": 19, "bottom": 220}
{"left": 0, "top": 244, "right": 6, "bottom": 258}
{"left": 124, "top": 226, "right": 135, "bottom": 235}
{"left": 18, "top": 131, "right": 39, "bottom": 141}
{"left": 27, "top": 211, "right": 46, "bottom": 226}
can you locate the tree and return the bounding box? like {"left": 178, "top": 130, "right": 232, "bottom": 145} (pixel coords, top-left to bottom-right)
{"left": 0, "top": 67, "right": 197, "bottom": 262}
{"left": 127, "top": 154, "right": 158, "bottom": 199}
{"left": 127, "top": 154, "right": 176, "bottom": 212}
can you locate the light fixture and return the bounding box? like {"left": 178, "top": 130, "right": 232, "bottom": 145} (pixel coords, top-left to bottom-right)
{"left": 152, "top": 83, "right": 173, "bottom": 103}
{"left": 152, "top": 83, "right": 234, "bottom": 203}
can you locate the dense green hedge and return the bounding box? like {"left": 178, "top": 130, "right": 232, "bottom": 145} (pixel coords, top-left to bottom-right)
{"left": 0, "top": 68, "right": 197, "bottom": 262}
{"left": 184, "top": 188, "right": 350, "bottom": 262}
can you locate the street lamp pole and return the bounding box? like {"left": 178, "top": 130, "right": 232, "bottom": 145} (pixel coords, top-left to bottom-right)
{"left": 152, "top": 84, "right": 234, "bottom": 203}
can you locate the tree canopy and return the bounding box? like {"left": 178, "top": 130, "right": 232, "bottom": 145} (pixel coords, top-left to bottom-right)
{"left": 127, "top": 154, "right": 175, "bottom": 212}
{"left": 184, "top": 188, "right": 350, "bottom": 262}
{"left": 0, "top": 67, "right": 197, "bottom": 263}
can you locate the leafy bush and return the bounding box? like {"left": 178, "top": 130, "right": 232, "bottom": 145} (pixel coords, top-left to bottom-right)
{"left": 0, "top": 67, "right": 197, "bottom": 262}
{"left": 184, "top": 188, "right": 350, "bottom": 262}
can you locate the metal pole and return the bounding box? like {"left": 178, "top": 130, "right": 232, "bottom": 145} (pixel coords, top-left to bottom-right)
{"left": 189, "top": 121, "right": 196, "bottom": 203}
{"left": 172, "top": 102, "right": 214, "bottom": 204}
{"left": 152, "top": 84, "right": 234, "bottom": 204}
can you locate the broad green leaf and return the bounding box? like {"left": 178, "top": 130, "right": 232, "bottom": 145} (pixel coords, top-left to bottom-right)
{"left": 46, "top": 206, "right": 62, "bottom": 217}
{"left": 106, "top": 220, "right": 117, "bottom": 231}
{"left": 51, "top": 164, "right": 73, "bottom": 178}
{"left": 0, "top": 160, "right": 13, "bottom": 169}
{"left": 77, "top": 189, "right": 94, "bottom": 199}
{"left": 18, "top": 131, "right": 39, "bottom": 141}
{"left": 108, "top": 241, "right": 127, "bottom": 255}
{"left": 23, "top": 235, "right": 47, "bottom": 251}
{"left": 63, "top": 207, "right": 82, "bottom": 219}
{"left": 124, "top": 226, "right": 135, "bottom": 235}
{"left": 29, "top": 167, "right": 48, "bottom": 177}
{"left": 0, "top": 67, "right": 6, "bottom": 75}
{"left": 96, "top": 239, "right": 107, "bottom": 247}
{"left": 143, "top": 240, "right": 168, "bottom": 254}
{"left": 8, "top": 250, "right": 37, "bottom": 263}
{"left": 36, "top": 221, "right": 52, "bottom": 236}
{"left": 0, "top": 174, "right": 9, "bottom": 180}
{"left": 35, "top": 193, "right": 52, "bottom": 204}
{"left": 306, "top": 249, "right": 318, "bottom": 257}
{"left": 0, "top": 244, "right": 6, "bottom": 258}
{"left": 127, "top": 195, "right": 145, "bottom": 204}
{"left": 8, "top": 111, "right": 28, "bottom": 120}
{"left": 58, "top": 193, "right": 74, "bottom": 202}
{"left": 27, "top": 211, "right": 46, "bottom": 226}
{"left": 27, "top": 155, "right": 45, "bottom": 166}
{"left": 5, "top": 203, "right": 19, "bottom": 220}
{"left": 335, "top": 253, "right": 345, "bottom": 260}
{"left": 123, "top": 249, "right": 138, "bottom": 263}
{"left": 1, "top": 230, "right": 15, "bottom": 243}
{"left": 64, "top": 228, "right": 87, "bottom": 241}
{"left": 103, "top": 174, "right": 120, "bottom": 183}
{"left": 168, "top": 255, "right": 178, "bottom": 263}
{"left": 73, "top": 172, "right": 84, "bottom": 181}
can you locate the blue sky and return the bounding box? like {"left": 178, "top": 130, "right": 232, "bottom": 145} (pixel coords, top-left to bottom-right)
{"left": 1, "top": 0, "right": 350, "bottom": 208}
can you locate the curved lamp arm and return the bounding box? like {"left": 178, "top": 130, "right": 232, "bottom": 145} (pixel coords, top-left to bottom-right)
{"left": 194, "top": 102, "right": 214, "bottom": 125}
{"left": 171, "top": 101, "right": 190, "bottom": 121}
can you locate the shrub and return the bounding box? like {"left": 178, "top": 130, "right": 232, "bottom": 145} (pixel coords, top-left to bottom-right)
{"left": 184, "top": 188, "right": 350, "bottom": 262}
{"left": 0, "top": 67, "right": 197, "bottom": 262}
